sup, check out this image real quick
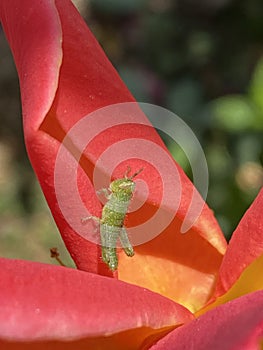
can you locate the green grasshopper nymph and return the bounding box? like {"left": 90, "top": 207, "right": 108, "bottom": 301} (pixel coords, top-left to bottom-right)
{"left": 83, "top": 167, "right": 143, "bottom": 271}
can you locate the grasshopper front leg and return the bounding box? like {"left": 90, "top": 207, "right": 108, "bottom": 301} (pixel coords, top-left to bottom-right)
{"left": 96, "top": 187, "right": 111, "bottom": 199}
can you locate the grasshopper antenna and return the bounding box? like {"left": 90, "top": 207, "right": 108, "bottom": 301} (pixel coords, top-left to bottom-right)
{"left": 129, "top": 167, "right": 143, "bottom": 179}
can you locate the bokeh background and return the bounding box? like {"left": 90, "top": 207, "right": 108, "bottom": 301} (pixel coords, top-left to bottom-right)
{"left": 0, "top": 0, "right": 262, "bottom": 265}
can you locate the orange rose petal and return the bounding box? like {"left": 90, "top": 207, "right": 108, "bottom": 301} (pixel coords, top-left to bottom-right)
{"left": 215, "top": 188, "right": 263, "bottom": 297}
{"left": 118, "top": 175, "right": 227, "bottom": 312}
{"left": 0, "top": 0, "right": 227, "bottom": 290}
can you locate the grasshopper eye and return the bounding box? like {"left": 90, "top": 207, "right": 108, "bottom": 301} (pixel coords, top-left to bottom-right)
{"left": 119, "top": 182, "right": 134, "bottom": 190}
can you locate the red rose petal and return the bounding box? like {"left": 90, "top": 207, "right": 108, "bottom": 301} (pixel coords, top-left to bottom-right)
{"left": 151, "top": 290, "right": 263, "bottom": 350}
{"left": 0, "top": 258, "right": 193, "bottom": 346}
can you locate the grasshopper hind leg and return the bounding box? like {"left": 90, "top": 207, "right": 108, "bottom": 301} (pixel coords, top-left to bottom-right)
{"left": 106, "top": 247, "right": 118, "bottom": 271}
{"left": 101, "top": 246, "right": 118, "bottom": 271}
{"left": 120, "top": 227, "right": 134, "bottom": 257}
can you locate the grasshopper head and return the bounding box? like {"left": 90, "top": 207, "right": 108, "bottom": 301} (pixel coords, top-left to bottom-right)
{"left": 110, "top": 167, "right": 143, "bottom": 198}
{"left": 110, "top": 167, "right": 143, "bottom": 195}
{"left": 110, "top": 178, "right": 135, "bottom": 195}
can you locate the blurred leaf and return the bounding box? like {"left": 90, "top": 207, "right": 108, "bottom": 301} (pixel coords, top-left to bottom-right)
{"left": 166, "top": 78, "right": 203, "bottom": 118}
{"left": 118, "top": 65, "right": 152, "bottom": 101}
{"left": 249, "top": 56, "right": 263, "bottom": 115}
{"left": 168, "top": 141, "right": 191, "bottom": 176}
{"left": 90, "top": 0, "right": 145, "bottom": 15}
{"left": 211, "top": 95, "right": 261, "bottom": 132}
{"left": 236, "top": 134, "right": 263, "bottom": 163}
{"left": 206, "top": 144, "right": 232, "bottom": 179}
{"left": 187, "top": 31, "right": 214, "bottom": 66}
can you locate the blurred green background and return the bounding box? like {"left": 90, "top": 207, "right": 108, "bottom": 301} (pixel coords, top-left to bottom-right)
{"left": 0, "top": 0, "right": 262, "bottom": 264}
